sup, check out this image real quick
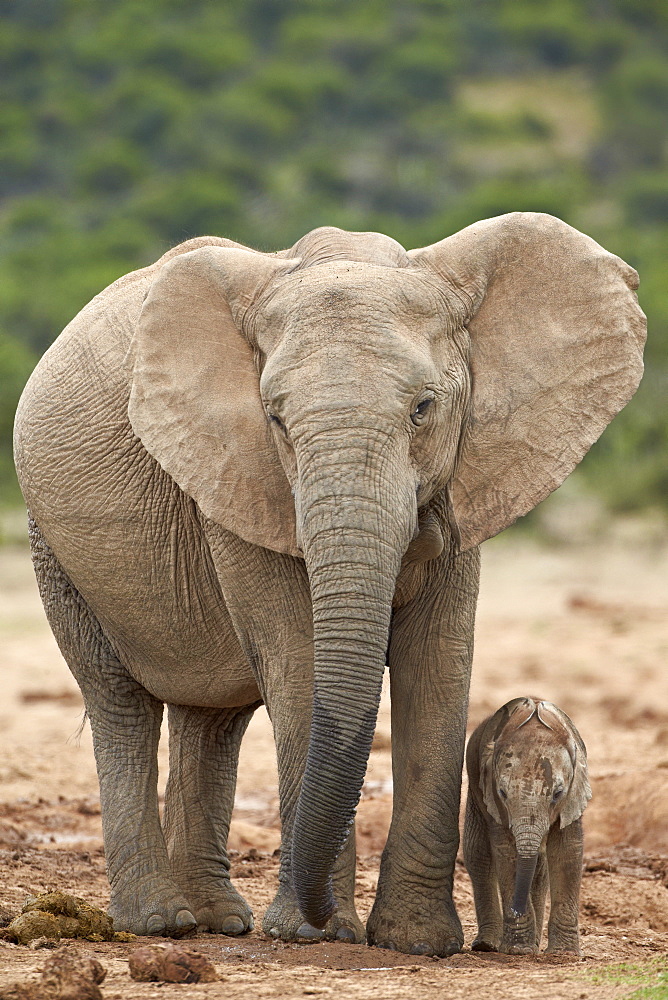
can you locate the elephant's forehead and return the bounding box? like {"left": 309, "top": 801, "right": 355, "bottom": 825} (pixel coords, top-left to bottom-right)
{"left": 260, "top": 261, "right": 451, "bottom": 331}
{"left": 499, "top": 741, "right": 572, "bottom": 779}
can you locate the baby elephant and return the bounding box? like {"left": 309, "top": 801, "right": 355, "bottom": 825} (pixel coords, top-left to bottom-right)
{"left": 464, "top": 697, "right": 591, "bottom": 955}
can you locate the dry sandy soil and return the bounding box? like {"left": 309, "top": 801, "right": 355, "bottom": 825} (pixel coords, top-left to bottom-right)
{"left": 1, "top": 522, "right": 667, "bottom": 999}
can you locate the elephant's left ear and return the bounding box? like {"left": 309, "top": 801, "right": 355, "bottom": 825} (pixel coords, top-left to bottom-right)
{"left": 128, "top": 246, "right": 300, "bottom": 555}
{"left": 410, "top": 213, "right": 646, "bottom": 551}
{"left": 540, "top": 702, "right": 592, "bottom": 827}
{"left": 561, "top": 739, "right": 592, "bottom": 828}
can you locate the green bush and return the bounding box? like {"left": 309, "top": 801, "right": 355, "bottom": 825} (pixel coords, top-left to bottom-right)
{"left": 0, "top": 0, "right": 666, "bottom": 515}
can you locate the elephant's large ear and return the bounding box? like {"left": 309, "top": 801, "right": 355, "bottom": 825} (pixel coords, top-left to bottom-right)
{"left": 128, "top": 246, "right": 300, "bottom": 554}
{"left": 410, "top": 213, "right": 646, "bottom": 551}
{"left": 540, "top": 702, "right": 592, "bottom": 828}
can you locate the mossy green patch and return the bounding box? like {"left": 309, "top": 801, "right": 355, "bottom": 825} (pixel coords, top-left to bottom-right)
{"left": 585, "top": 958, "right": 668, "bottom": 999}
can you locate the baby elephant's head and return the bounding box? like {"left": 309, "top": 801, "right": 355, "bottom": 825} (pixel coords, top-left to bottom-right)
{"left": 480, "top": 697, "right": 591, "bottom": 914}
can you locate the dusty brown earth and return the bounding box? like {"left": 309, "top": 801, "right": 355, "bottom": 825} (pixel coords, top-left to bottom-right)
{"left": 1, "top": 519, "right": 667, "bottom": 999}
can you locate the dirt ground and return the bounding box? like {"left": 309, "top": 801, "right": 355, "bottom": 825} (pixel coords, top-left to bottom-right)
{"left": 1, "top": 521, "right": 667, "bottom": 999}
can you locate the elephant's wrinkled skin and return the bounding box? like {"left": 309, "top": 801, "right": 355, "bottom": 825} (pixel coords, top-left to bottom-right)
{"left": 14, "top": 216, "right": 644, "bottom": 955}
{"left": 464, "top": 698, "right": 592, "bottom": 955}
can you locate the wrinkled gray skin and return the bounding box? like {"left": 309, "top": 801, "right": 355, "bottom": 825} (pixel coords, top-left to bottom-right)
{"left": 13, "top": 218, "right": 643, "bottom": 956}
{"left": 464, "top": 698, "right": 592, "bottom": 955}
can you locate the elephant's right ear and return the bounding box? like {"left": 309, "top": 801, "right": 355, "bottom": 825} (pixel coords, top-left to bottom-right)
{"left": 128, "top": 246, "right": 300, "bottom": 555}
{"left": 480, "top": 740, "right": 503, "bottom": 825}
{"left": 479, "top": 698, "right": 534, "bottom": 823}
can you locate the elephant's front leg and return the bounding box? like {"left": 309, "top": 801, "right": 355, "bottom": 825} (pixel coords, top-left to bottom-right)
{"left": 163, "top": 703, "right": 259, "bottom": 935}
{"left": 545, "top": 820, "right": 584, "bottom": 955}
{"left": 490, "top": 826, "right": 538, "bottom": 954}
{"left": 205, "top": 525, "right": 364, "bottom": 944}
{"left": 262, "top": 705, "right": 364, "bottom": 944}
{"left": 366, "top": 545, "right": 480, "bottom": 957}
{"left": 463, "top": 796, "right": 502, "bottom": 952}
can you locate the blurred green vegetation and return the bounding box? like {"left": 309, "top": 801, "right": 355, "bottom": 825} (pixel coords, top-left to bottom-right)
{"left": 1, "top": 0, "right": 666, "bottom": 513}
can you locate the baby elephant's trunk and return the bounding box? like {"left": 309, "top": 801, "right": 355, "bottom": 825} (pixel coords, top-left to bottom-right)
{"left": 511, "top": 853, "right": 539, "bottom": 917}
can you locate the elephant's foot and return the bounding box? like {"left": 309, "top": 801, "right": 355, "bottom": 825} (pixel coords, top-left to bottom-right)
{"left": 184, "top": 880, "right": 254, "bottom": 935}
{"left": 262, "top": 887, "right": 365, "bottom": 944}
{"left": 546, "top": 908, "right": 581, "bottom": 955}
{"left": 108, "top": 876, "right": 196, "bottom": 937}
{"left": 500, "top": 935, "right": 538, "bottom": 955}
{"left": 366, "top": 898, "right": 463, "bottom": 957}
{"left": 471, "top": 936, "right": 499, "bottom": 952}
{"left": 500, "top": 919, "right": 538, "bottom": 955}
{"left": 545, "top": 938, "right": 581, "bottom": 957}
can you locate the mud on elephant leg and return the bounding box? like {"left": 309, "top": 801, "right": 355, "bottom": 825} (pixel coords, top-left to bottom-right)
{"left": 545, "top": 820, "right": 584, "bottom": 955}
{"left": 163, "top": 703, "right": 259, "bottom": 935}
{"left": 29, "top": 521, "right": 195, "bottom": 937}
{"left": 492, "top": 835, "right": 539, "bottom": 955}
{"left": 531, "top": 852, "right": 549, "bottom": 949}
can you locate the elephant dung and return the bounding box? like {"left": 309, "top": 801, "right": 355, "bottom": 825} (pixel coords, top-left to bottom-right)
{"left": 128, "top": 943, "right": 217, "bottom": 983}
{"left": 6, "top": 891, "right": 129, "bottom": 944}
{"left": 4, "top": 911, "right": 61, "bottom": 946}
{"left": 0, "top": 944, "right": 106, "bottom": 1000}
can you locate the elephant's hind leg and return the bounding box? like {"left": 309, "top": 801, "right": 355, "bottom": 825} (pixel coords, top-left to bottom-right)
{"left": 163, "top": 703, "right": 259, "bottom": 935}
{"left": 29, "top": 517, "right": 195, "bottom": 937}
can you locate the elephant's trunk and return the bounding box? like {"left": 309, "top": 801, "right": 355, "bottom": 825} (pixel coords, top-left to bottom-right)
{"left": 511, "top": 852, "right": 539, "bottom": 917}
{"left": 290, "top": 425, "right": 415, "bottom": 928}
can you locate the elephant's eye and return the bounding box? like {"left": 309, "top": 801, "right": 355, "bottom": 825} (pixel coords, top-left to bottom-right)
{"left": 411, "top": 396, "right": 434, "bottom": 426}
{"left": 551, "top": 787, "right": 564, "bottom": 803}
{"left": 269, "top": 413, "right": 286, "bottom": 434}
{"left": 497, "top": 787, "right": 508, "bottom": 801}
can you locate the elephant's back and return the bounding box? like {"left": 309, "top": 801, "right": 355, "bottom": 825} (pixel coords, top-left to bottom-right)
{"left": 14, "top": 235, "right": 237, "bottom": 526}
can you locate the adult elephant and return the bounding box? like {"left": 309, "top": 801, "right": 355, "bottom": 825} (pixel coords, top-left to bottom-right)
{"left": 14, "top": 215, "right": 644, "bottom": 956}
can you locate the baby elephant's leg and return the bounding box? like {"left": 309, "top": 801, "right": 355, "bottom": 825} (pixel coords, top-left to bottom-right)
{"left": 531, "top": 852, "right": 549, "bottom": 949}
{"left": 546, "top": 820, "right": 584, "bottom": 955}
{"left": 463, "top": 797, "right": 502, "bottom": 951}
{"left": 490, "top": 827, "right": 538, "bottom": 954}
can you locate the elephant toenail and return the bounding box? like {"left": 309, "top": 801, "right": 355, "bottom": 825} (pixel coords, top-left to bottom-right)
{"left": 336, "top": 927, "right": 356, "bottom": 942}
{"left": 175, "top": 909, "right": 196, "bottom": 932}
{"left": 222, "top": 916, "right": 246, "bottom": 935}
{"left": 248, "top": 914, "right": 255, "bottom": 931}
{"left": 443, "top": 940, "right": 462, "bottom": 957}
{"left": 146, "top": 914, "right": 166, "bottom": 935}
{"left": 269, "top": 926, "right": 281, "bottom": 938}
{"left": 411, "top": 942, "right": 434, "bottom": 956}
{"left": 296, "top": 922, "right": 325, "bottom": 941}
{"left": 378, "top": 940, "right": 397, "bottom": 951}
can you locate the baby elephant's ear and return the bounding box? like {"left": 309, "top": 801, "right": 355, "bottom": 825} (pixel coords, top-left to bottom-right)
{"left": 477, "top": 700, "right": 523, "bottom": 823}
{"left": 542, "top": 703, "right": 592, "bottom": 828}
{"left": 561, "top": 740, "right": 592, "bottom": 828}
{"left": 480, "top": 740, "right": 503, "bottom": 825}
